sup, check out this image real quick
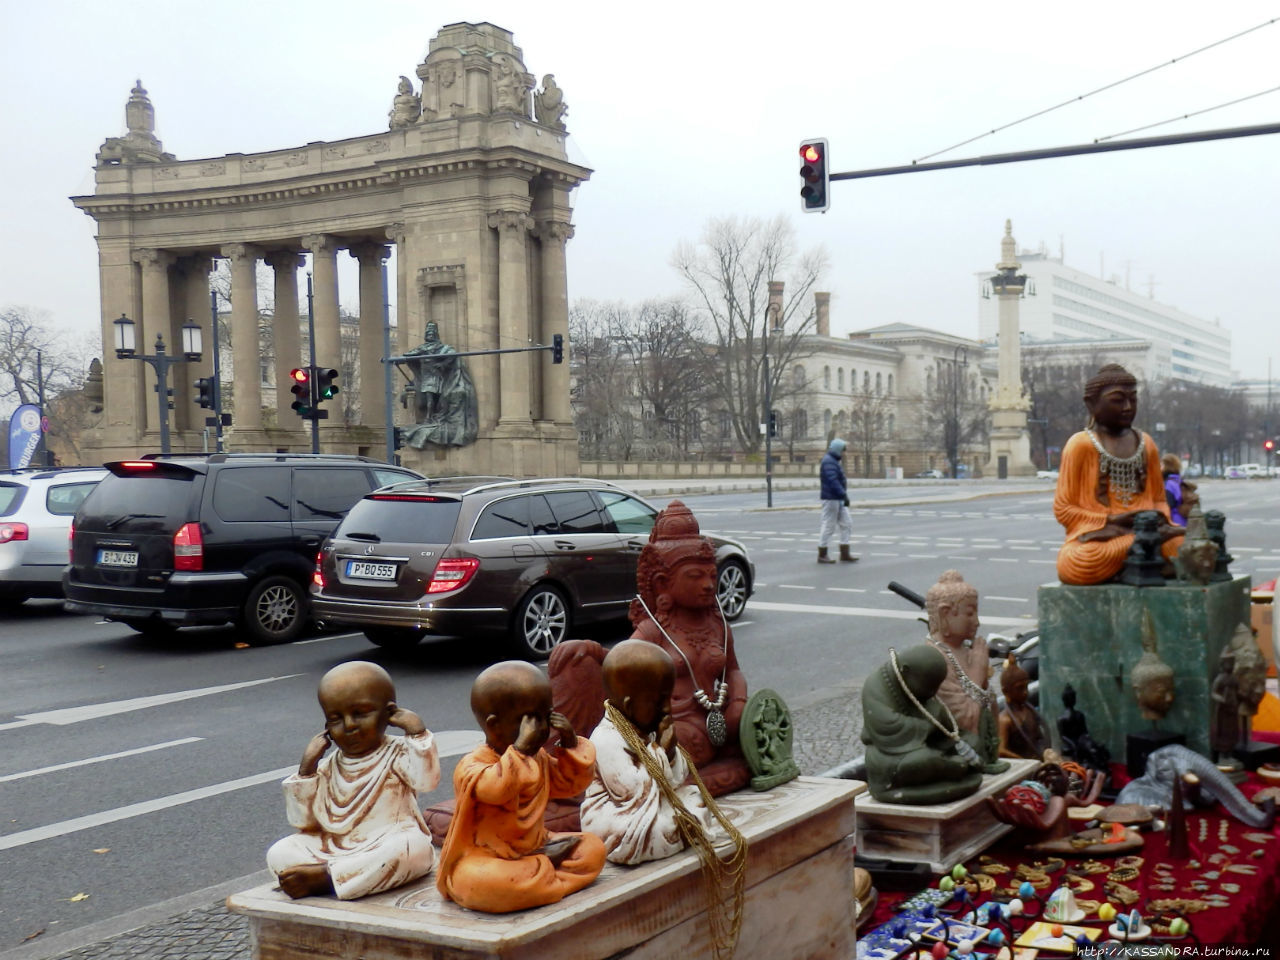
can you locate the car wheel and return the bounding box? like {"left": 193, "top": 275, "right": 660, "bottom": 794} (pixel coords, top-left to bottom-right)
{"left": 241, "top": 575, "right": 307, "bottom": 645}
{"left": 511, "top": 584, "right": 570, "bottom": 660}
{"left": 117, "top": 617, "right": 176, "bottom": 638}
{"left": 363, "top": 626, "right": 424, "bottom": 650}
{"left": 716, "top": 559, "right": 750, "bottom": 621}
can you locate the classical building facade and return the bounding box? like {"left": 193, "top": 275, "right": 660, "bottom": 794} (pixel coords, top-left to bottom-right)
{"left": 72, "top": 23, "right": 589, "bottom": 476}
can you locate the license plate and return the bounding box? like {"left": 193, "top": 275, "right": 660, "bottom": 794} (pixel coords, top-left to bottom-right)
{"left": 346, "top": 560, "right": 397, "bottom": 580}
{"left": 98, "top": 549, "right": 139, "bottom": 567}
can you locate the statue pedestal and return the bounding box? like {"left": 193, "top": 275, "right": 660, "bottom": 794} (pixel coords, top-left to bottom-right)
{"left": 853, "top": 759, "right": 1037, "bottom": 872}
{"left": 228, "top": 777, "right": 859, "bottom": 960}
{"left": 1038, "top": 577, "right": 1252, "bottom": 761}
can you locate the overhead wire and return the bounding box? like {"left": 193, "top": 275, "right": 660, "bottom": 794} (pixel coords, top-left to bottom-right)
{"left": 1094, "top": 85, "right": 1280, "bottom": 142}
{"left": 912, "top": 17, "right": 1279, "bottom": 163}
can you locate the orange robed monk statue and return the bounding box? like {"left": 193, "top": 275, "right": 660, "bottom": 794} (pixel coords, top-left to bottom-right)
{"left": 1054, "top": 363, "right": 1184, "bottom": 585}
{"left": 437, "top": 661, "right": 605, "bottom": 913}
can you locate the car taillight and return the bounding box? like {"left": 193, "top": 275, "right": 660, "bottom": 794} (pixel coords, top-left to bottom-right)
{"left": 313, "top": 551, "right": 325, "bottom": 589}
{"left": 68, "top": 522, "right": 74, "bottom": 561}
{"left": 426, "top": 557, "right": 479, "bottom": 593}
{"left": 173, "top": 522, "right": 203, "bottom": 571}
{"left": 0, "top": 522, "right": 29, "bottom": 544}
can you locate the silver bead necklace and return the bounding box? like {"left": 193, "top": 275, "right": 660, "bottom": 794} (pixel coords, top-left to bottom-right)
{"left": 633, "top": 593, "right": 731, "bottom": 747}
{"left": 1086, "top": 428, "right": 1146, "bottom": 506}
{"left": 888, "top": 648, "right": 981, "bottom": 765}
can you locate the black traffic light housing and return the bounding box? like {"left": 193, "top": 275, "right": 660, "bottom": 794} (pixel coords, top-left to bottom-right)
{"left": 315, "top": 368, "right": 340, "bottom": 404}
{"left": 392, "top": 426, "right": 407, "bottom": 451}
{"left": 195, "top": 377, "right": 216, "bottom": 409}
{"left": 799, "top": 138, "right": 830, "bottom": 213}
{"left": 289, "top": 368, "right": 313, "bottom": 418}
{"left": 768, "top": 410, "right": 779, "bottom": 438}
{"left": 552, "top": 333, "right": 564, "bottom": 364}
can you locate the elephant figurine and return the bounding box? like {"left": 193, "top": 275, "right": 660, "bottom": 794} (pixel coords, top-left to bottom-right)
{"left": 1115, "top": 744, "right": 1276, "bottom": 828}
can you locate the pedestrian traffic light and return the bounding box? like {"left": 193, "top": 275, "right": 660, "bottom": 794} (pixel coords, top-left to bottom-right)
{"left": 195, "top": 377, "right": 216, "bottom": 409}
{"left": 289, "top": 367, "right": 313, "bottom": 418}
{"left": 315, "top": 368, "right": 340, "bottom": 402}
{"left": 799, "top": 138, "right": 829, "bottom": 213}
{"left": 552, "top": 333, "right": 564, "bottom": 364}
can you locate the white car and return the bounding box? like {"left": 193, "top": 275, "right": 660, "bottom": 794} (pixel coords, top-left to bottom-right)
{"left": 1, "top": 466, "right": 107, "bottom": 605}
{"left": 1036, "top": 469, "right": 1059, "bottom": 480}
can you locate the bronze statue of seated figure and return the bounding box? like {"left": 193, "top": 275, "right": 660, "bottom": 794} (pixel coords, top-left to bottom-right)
{"left": 860, "top": 644, "right": 984, "bottom": 804}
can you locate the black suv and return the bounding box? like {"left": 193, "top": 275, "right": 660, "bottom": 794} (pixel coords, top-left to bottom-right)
{"left": 64, "top": 453, "right": 422, "bottom": 643}
{"left": 310, "top": 477, "right": 754, "bottom": 659}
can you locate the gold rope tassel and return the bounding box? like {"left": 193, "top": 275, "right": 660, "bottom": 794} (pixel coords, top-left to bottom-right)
{"left": 604, "top": 701, "right": 748, "bottom": 960}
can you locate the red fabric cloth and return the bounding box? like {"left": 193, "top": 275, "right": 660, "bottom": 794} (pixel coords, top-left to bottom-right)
{"left": 863, "top": 773, "right": 1280, "bottom": 945}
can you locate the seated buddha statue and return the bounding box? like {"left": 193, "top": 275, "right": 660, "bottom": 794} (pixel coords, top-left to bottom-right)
{"left": 860, "top": 644, "right": 984, "bottom": 805}
{"left": 629, "top": 500, "right": 751, "bottom": 796}
{"left": 1054, "top": 363, "right": 1184, "bottom": 585}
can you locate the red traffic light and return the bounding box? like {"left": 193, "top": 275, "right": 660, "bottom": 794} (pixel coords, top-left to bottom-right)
{"left": 798, "top": 138, "right": 829, "bottom": 213}
{"left": 1266, "top": 439, "right": 1275, "bottom": 451}
{"left": 801, "top": 144, "right": 822, "bottom": 164}
{"left": 289, "top": 367, "right": 309, "bottom": 384}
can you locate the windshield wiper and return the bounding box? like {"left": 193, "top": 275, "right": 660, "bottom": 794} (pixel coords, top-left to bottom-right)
{"left": 105, "top": 513, "right": 164, "bottom": 530}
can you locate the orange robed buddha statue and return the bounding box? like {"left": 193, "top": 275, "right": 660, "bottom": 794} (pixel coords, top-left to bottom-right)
{"left": 1054, "top": 364, "right": 1184, "bottom": 585}
{"left": 437, "top": 661, "right": 605, "bottom": 913}
{"left": 629, "top": 500, "right": 751, "bottom": 796}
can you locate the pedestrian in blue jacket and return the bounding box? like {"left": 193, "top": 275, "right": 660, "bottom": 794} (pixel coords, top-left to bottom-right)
{"left": 818, "top": 437, "right": 857, "bottom": 563}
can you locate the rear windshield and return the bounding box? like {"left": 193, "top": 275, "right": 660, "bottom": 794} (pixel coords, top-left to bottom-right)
{"left": 0, "top": 482, "right": 25, "bottom": 517}
{"left": 79, "top": 474, "right": 197, "bottom": 527}
{"left": 337, "top": 497, "right": 462, "bottom": 544}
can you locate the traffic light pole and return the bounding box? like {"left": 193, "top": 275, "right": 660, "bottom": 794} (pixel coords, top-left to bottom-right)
{"left": 305, "top": 274, "right": 320, "bottom": 455}
{"left": 208, "top": 290, "right": 224, "bottom": 453}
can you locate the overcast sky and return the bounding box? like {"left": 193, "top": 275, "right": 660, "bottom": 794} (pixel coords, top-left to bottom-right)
{"left": 4, "top": 1, "right": 1278, "bottom": 380}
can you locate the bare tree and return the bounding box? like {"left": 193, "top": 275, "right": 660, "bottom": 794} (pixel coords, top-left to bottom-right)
{"left": 673, "top": 215, "right": 828, "bottom": 455}
{"left": 847, "top": 390, "right": 895, "bottom": 478}
{"left": 569, "top": 300, "right": 639, "bottom": 460}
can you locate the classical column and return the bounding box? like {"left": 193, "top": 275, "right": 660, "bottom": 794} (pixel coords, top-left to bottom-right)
{"left": 303, "top": 234, "right": 342, "bottom": 379}
{"left": 266, "top": 251, "right": 304, "bottom": 426}
{"left": 536, "top": 219, "right": 573, "bottom": 424}
{"left": 386, "top": 224, "right": 409, "bottom": 355}
{"left": 221, "top": 243, "right": 264, "bottom": 432}
{"left": 132, "top": 248, "right": 176, "bottom": 436}
{"left": 489, "top": 210, "right": 532, "bottom": 426}
{"left": 177, "top": 256, "right": 214, "bottom": 435}
{"left": 984, "top": 220, "right": 1035, "bottom": 478}
{"left": 350, "top": 243, "right": 391, "bottom": 430}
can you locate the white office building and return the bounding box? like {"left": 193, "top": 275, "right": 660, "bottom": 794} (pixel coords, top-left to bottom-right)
{"left": 977, "top": 251, "right": 1233, "bottom": 386}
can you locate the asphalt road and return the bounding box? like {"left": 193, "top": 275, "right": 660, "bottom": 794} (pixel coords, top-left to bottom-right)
{"left": 2, "top": 478, "right": 1278, "bottom": 951}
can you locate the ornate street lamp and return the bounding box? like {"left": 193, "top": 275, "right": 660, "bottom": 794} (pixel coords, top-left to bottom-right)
{"left": 113, "top": 313, "right": 137, "bottom": 358}
{"left": 112, "top": 314, "right": 204, "bottom": 454}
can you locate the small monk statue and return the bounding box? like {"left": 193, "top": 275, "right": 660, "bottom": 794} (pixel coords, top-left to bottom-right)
{"left": 581, "top": 640, "right": 715, "bottom": 863}
{"left": 1057, "top": 684, "right": 1110, "bottom": 771}
{"left": 266, "top": 662, "right": 440, "bottom": 899}
{"left": 437, "top": 661, "right": 605, "bottom": 913}
{"left": 1054, "top": 363, "right": 1184, "bottom": 585}
{"left": 924, "top": 571, "right": 1007, "bottom": 773}
{"left": 630, "top": 500, "right": 751, "bottom": 796}
{"left": 997, "top": 654, "right": 1052, "bottom": 760}
{"left": 860, "top": 644, "right": 984, "bottom": 804}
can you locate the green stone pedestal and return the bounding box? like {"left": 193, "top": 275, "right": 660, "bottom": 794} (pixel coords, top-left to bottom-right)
{"left": 1038, "top": 576, "right": 1252, "bottom": 760}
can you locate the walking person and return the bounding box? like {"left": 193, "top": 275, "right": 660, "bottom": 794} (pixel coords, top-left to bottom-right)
{"left": 818, "top": 438, "right": 857, "bottom": 564}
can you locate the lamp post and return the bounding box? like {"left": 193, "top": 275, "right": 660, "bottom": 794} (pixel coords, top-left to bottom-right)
{"left": 113, "top": 313, "right": 203, "bottom": 455}
{"left": 947, "top": 345, "right": 968, "bottom": 478}
{"left": 762, "top": 313, "right": 779, "bottom": 508}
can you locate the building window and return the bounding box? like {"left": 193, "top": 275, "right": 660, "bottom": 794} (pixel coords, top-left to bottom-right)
{"left": 887, "top": 374, "right": 894, "bottom": 395}
{"left": 718, "top": 411, "right": 730, "bottom": 439}
{"left": 926, "top": 369, "right": 934, "bottom": 394}
{"left": 875, "top": 372, "right": 882, "bottom": 394}
{"left": 823, "top": 366, "right": 831, "bottom": 389}
{"left": 823, "top": 409, "right": 832, "bottom": 437}
{"left": 796, "top": 409, "right": 808, "bottom": 439}
{"left": 793, "top": 364, "right": 805, "bottom": 386}
{"left": 863, "top": 371, "right": 870, "bottom": 392}
{"left": 837, "top": 368, "right": 844, "bottom": 391}
{"left": 888, "top": 413, "right": 895, "bottom": 435}
{"left": 849, "top": 368, "right": 856, "bottom": 392}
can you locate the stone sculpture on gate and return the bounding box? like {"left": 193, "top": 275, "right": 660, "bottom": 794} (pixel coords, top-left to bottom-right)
{"left": 400, "top": 321, "right": 478, "bottom": 448}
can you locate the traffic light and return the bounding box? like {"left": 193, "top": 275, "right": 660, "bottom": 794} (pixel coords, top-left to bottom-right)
{"left": 768, "top": 410, "right": 779, "bottom": 438}
{"left": 289, "top": 367, "right": 313, "bottom": 418}
{"left": 392, "top": 426, "right": 407, "bottom": 451}
{"left": 195, "top": 377, "right": 216, "bottom": 409}
{"left": 799, "top": 138, "right": 829, "bottom": 213}
{"left": 315, "top": 368, "right": 340, "bottom": 402}
{"left": 552, "top": 333, "right": 564, "bottom": 364}
{"left": 1265, "top": 438, "right": 1276, "bottom": 453}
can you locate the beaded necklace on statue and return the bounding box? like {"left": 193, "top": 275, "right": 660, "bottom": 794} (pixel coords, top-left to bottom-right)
{"left": 888, "top": 648, "right": 982, "bottom": 765}
{"left": 927, "top": 636, "right": 995, "bottom": 710}
{"left": 633, "top": 593, "right": 731, "bottom": 747}
{"left": 1087, "top": 428, "right": 1146, "bottom": 506}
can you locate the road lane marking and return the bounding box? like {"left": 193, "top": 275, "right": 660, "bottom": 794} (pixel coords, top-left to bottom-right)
{"left": 0, "top": 738, "right": 203, "bottom": 783}
{"left": 1010, "top": 546, "right": 1042, "bottom": 551}
{"left": 908, "top": 554, "right": 938, "bottom": 559}
{"left": 777, "top": 584, "right": 816, "bottom": 590}
{"left": 983, "top": 596, "right": 1029, "bottom": 603}
{"left": 746, "top": 600, "right": 1030, "bottom": 626}
{"left": 6, "top": 676, "right": 302, "bottom": 727}
{"left": 870, "top": 552, "right": 899, "bottom": 557}
{"left": 828, "top": 587, "right": 867, "bottom": 593}
{"left": 991, "top": 558, "right": 1019, "bottom": 563}
{"left": 0, "top": 730, "right": 482, "bottom": 851}
{"left": 292, "top": 631, "right": 361, "bottom": 646}
{"left": 946, "top": 556, "right": 979, "bottom": 561}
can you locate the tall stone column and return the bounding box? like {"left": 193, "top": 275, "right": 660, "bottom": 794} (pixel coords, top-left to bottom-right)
{"left": 536, "top": 220, "right": 573, "bottom": 424}
{"left": 386, "top": 224, "right": 409, "bottom": 355}
{"left": 351, "top": 243, "right": 391, "bottom": 429}
{"left": 303, "top": 234, "right": 342, "bottom": 379}
{"left": 489, "top": 210, "right": 532, "bottom": 427}
{"left": 132, "top": 248, "right": 176, "bottom": 436}
{"left": 983, "top": 220, "right": 1035, "bottom": 478}
{"left": 221, "top": 243, "right": 264, "bottom": 432}
{"left": 266, "top": 251, "right": 304, "bottom": 427}
{"left": 176, "top": 256, "right": 213, "bottom": 435}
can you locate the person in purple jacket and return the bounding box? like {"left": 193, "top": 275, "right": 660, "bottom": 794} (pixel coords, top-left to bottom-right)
{"left": 818, "top": 437, "right": 857, "bottom": 564}
{"left": 1161, "top": 452, "right": 1196, "bottom": 526}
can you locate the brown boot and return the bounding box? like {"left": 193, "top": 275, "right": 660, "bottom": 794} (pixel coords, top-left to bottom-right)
{"left": 839, "top": 544, "right": 859, "bottom": 563}
{"left": 818, "top": 547, "right": 836, "bottom": 564}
